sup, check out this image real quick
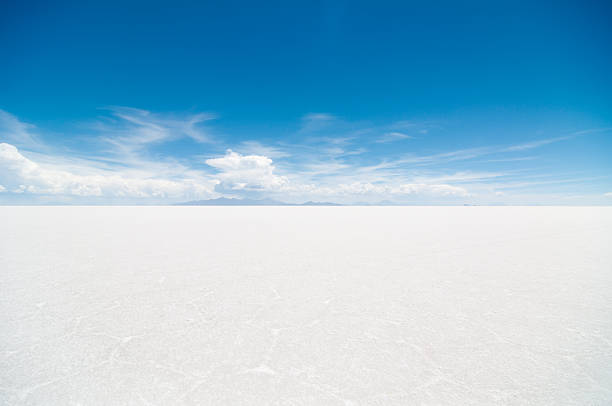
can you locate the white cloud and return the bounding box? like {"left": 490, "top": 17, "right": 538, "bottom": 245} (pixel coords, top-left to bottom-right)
{"left": 298, "top": 113, "right": 340, "bottom": 135}
{"left": 0, "top": 110, "right": 43, "bottom": 149}
{"left": 331, "top": 182, "right": 468, "bottom": 197}
{"left": 96, "top": 107, "right": 216, "bottom": 158}
{"left": 0, "top": 141, "right": 473, "bottom": 203}
{"left": 0, "top": 110, "right": 487, "bottom": 204}
{"left": 605, "top": 192, "right": 612, "bottom": 197}
{"left": 485, "top": 157, "right": 536, "bottom": 163}
{"left": 572, "top": 128, "right": 612, "bottom": 136}
{"left": 302, "top": 162, "right": 350, "bottom": 175}
{"left": 302, "top": 113, "right": 335, "bottom": 123}
{"left": 204, "top": 150, "right": 470, "bottom": 199}
{"left": 236, "top": 141, "right": 290, "bottom": 158}
{"left": 503, "top": 136, "right": 574, "bottom": 151}
{"left": 0, "top": 184, "right": 5, "bottom": 192}
{"left": 0, "top": 143, "right": 216, "bottom": 199}
{"left": 383, "top": 134, "right": 586, "bottom": 168}
{"left": 205, "top": 150, "right": 288, "bottom": 191}
{"left": 394, "top": 183, "right": 469, "bottom": 196}
{"left": 412, "top": 171, "right": 506, "bottom": 184}
{"left": 376, "top": 132, "right": 413, "bottom": 143}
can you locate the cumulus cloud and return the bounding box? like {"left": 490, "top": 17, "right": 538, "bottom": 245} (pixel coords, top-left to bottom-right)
{"left": 205, "top": 150, "right": 288, "bottom": 191}
{"left": 0, "top": 143, "right": 216, "bottom": 199}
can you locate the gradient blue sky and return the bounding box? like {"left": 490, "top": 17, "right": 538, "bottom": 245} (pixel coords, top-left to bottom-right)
{"left": 1, "top": 0, "right": 611, "bottom": 204}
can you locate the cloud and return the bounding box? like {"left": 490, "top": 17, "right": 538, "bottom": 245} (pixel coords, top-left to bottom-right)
{"left": 12, "top": 109, "right": 591, "bottom": 204}
{"left": 96, "top": 107, "right": 216, "bottom": 157}
{"left": 0, "top": 110, "right": 44, "bottom": 150}
{"left": 484, "top": 157, "right": 536, "bottom": 163}
{"left": 395, "top": 183, "right": 469, "bottom": 196}
{"left": 205, "top": 150, "right": 288, "bottom": 191}
{"left": 605, "top": 192, "right": 612, "bottom": 197}
{"left": 393, "top": 147, "right": 494, "bottom": 167}
{"left": 376, "top": 132, "right": 413, "bottom": 143}
{"left": 302, "top": 161, "right": 350, "bottom": 175}
{"left": 299, "top": 113, "right": 337, "bottom": 134}
{"left": 572, "top": 128, "right": 612, "bottom": 136}
{"left": 0, "top": 184, "right": 5, "bottom": 192}
{"left": 411, "top": 171, "right": 507, "bottom": 184}
{"left": 377, "top": 133, "right": 580, "bottom": 169}
{"left": 203, "top": 150, "right": 470, "bottom": 199}
{"left": 503, "top": 136, "right": 574, "bottom": 152}
{"left": 0, "top": 137, "right": 473, "bottom": 203}
{"left": 331, "top": 182, "right": 468, "bottom": 197}
{"left": 236, "top": 141, "right": 290, "bottom": 159}
{"left": 0, "top": 143, "right": 216, "bottom": 199}
{"left": 302, "top": 113, "right": 335, "bottom": 124}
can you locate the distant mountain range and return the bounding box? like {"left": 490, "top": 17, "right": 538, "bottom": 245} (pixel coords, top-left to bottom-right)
{"left": 175, "top": 197, "right": 342, "bottom": 206}
{"left": 175, "top": 197, "right": 478, "bottom": 206}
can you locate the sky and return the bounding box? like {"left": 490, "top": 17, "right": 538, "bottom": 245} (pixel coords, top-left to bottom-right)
{"left": 1, "top": 0, "right": 611, "bottom": 205}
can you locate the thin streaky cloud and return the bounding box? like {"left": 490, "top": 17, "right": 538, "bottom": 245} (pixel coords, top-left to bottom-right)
{"left": 236, "top": 141, "right": 291, "bottom": 159}
{"left": 411, "top": 171, "right": 509, "bottom": 184}
{"left": 375, "top": 132, "right": 414, "bottom": 143}
{"left": 98, "top": 107, "right": 216, "bottom": 150}
{"left": 0, "top": 110, "right": 45, "bottom": 151}
{"left": 572, "top": 127, "right": 612, "bottom": 136}
{"left": 484, "top": 157, "right": 537, "bottom": 163}
{"left": 489, "top": 176, "right": 609, "bottom": 190}
{"left": 503, "top": 135, "right": 575, "bottom": 151}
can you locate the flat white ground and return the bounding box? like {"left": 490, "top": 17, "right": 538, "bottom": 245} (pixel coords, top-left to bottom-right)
{"left": 1, "top": 207, "right": 611, "bottom": 405}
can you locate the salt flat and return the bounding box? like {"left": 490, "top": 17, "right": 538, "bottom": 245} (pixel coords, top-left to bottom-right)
{"left": 1, "top": 207, "right": 611, "bottom": 405}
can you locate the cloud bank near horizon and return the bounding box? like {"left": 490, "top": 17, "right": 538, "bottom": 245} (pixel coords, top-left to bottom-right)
{"left": 0, "top": 108, "right": 609, "bottom": 205}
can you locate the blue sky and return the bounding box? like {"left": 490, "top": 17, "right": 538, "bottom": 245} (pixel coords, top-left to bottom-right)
{"left": 1, "top": 0, "right": 611, "bottom": 204}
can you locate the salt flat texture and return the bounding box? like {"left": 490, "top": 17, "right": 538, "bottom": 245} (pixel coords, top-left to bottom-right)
{"left": 1, "top": 207, "right": 611, "bottom": 405}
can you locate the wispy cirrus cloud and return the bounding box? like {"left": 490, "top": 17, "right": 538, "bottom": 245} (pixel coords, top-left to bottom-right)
{"left": 484, "top": 156, "right": 537, "bottom": 163}
{"left": 96, "top": 106, "right": 216, "bottom": 156}
{"left": 0, "top": 110, "right": 45, "bottom": 151}
{"left": 376, "top": 133, "right": 583, "bottom": 168}
{"left": 236, "top": 141, "right": 291, "bottom": 159}
{"left": 375, "top": 132, "right": 413, "bottom": 143}
{"left": 411, "top": 171, "right": 509, "bottom": 184}
{"left": 298, "top": 113, "right": 337, "bottom": 135}
{"left": 503, "top": 135, "right": 575, "bottom": 151}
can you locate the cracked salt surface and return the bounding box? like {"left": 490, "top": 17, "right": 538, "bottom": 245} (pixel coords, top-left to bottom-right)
{"left": 1, "top": 206, "right": 611, "bottom": 405}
